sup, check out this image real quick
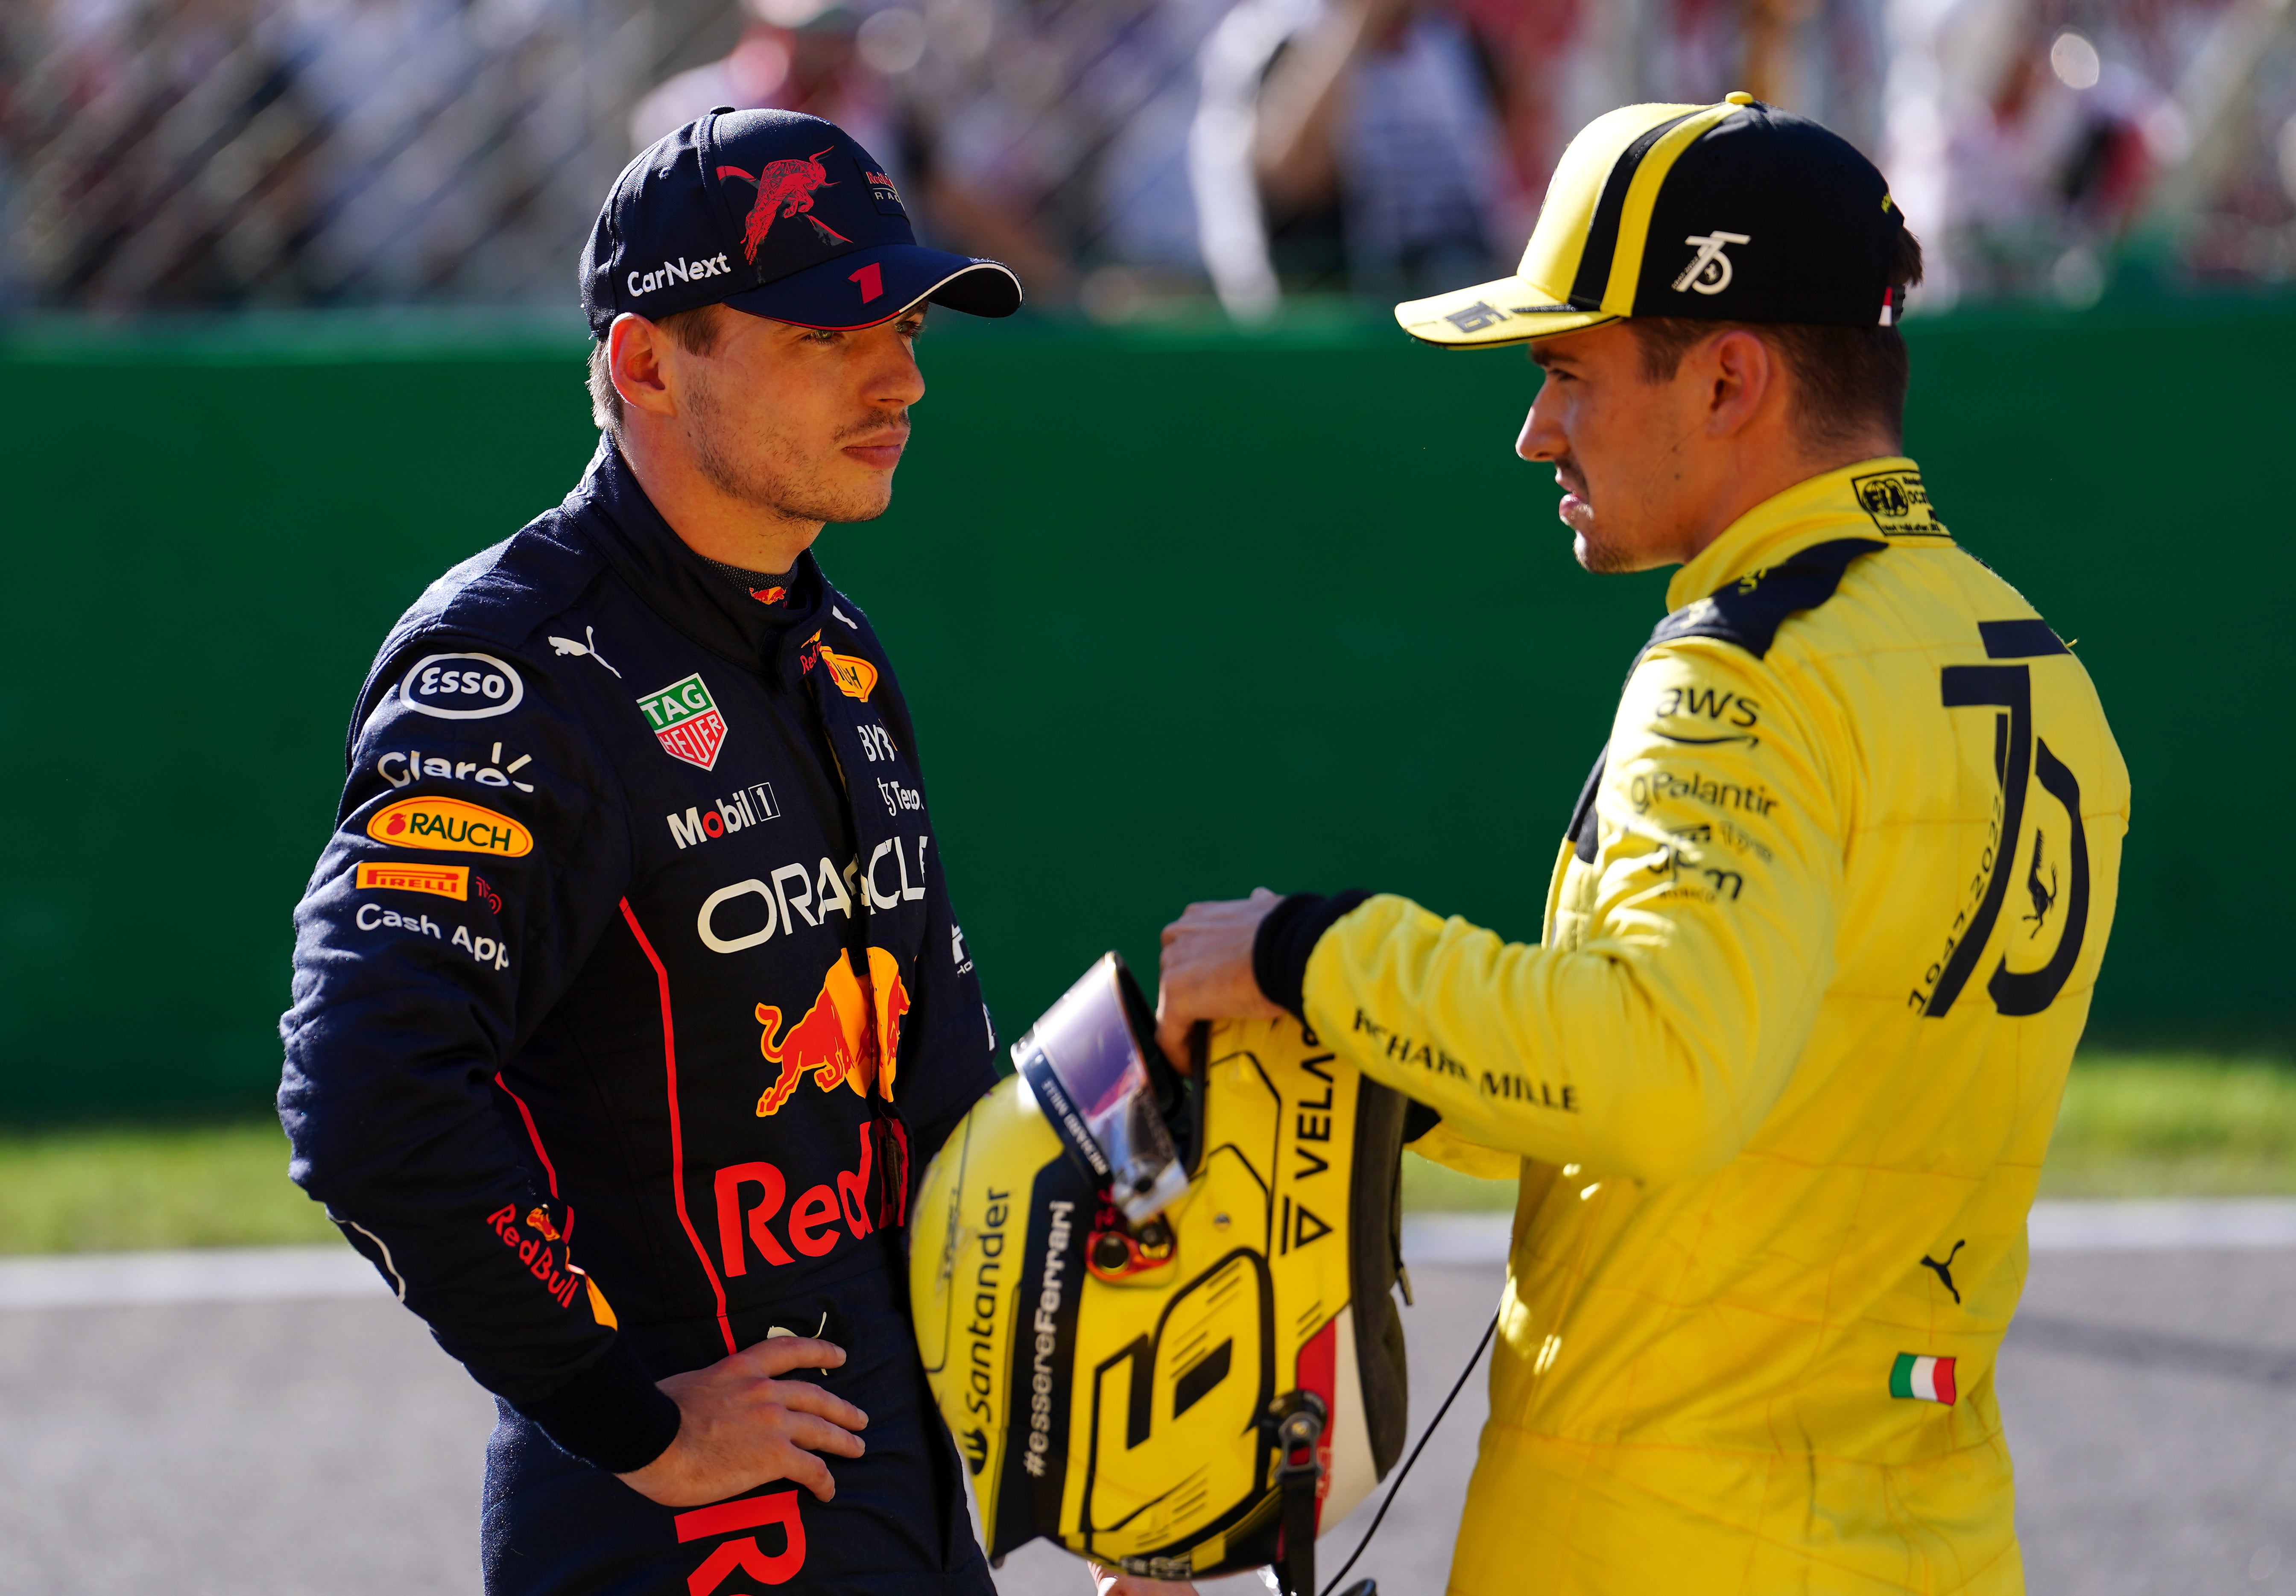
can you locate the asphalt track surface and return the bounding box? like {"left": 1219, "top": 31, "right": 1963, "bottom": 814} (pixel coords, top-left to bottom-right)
{"left": 3, "top": 1220, "right": 2293, "bottom": 1595}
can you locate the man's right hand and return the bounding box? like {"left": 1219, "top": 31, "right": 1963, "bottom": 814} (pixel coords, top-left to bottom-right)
{"left": 616, "top": 1336, "right": 868, "bottom": 1507}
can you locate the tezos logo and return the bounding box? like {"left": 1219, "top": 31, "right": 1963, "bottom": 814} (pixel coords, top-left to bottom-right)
{"left": 401, "top": 654, "right": 524, "bottom": 719}
{"left": 366, "top": 796, "right": 534, "bottom": 857}
{"left": 638, "top": 674, "right": 729, "bottom": 771}
{"left": 1673, "top": 231, "right": 1751, "bottom": 295}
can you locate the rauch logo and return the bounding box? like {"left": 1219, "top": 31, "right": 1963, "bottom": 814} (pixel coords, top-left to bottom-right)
{"left": 365, "top": 797, "right": 534, "bottom": 857}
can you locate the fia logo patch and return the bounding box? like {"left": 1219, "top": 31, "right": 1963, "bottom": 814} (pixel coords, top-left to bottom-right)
{"left": 1851, "top": 468, "right": 1947, "bottom": 537}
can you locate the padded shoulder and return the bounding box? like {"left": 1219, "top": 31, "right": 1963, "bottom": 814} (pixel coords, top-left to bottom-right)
{"left": 1643, "top": 537, "right": 1885, "bottom": 662}
{"left": 385, "top": 509, "right": 611, "bottom": 659}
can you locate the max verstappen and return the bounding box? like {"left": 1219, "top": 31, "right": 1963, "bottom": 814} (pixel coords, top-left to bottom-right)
{"left": 279, "top": 110, "right": 1019, "bottom": 1595}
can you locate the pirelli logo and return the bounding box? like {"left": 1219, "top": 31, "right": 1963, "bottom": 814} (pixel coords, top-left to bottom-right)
{"left": 356, "top": 861, "right": 470, "bottom": 900}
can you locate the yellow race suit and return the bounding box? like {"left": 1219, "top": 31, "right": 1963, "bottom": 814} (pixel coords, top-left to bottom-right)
{"left": 1266, "top": 459, "right": 2128, "bottom": 1593}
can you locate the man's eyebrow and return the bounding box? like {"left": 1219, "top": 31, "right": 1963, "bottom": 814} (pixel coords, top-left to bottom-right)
{"left": 1530, "top": 347, "right": 1576, "bottom": 371}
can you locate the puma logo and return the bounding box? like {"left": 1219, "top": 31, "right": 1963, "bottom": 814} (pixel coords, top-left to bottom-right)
{"left": 2024, "top": 830, "right": 2059, "bottom": 936}
{"left": 1921, "top": 1239, "right": 1967, "bottom": 1304}
{"left": 548, "top": 625, "right": 622, "bottom": 678}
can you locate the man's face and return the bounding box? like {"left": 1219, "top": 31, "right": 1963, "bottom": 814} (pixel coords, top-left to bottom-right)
{"left": 1515, "top": 322, "right": 1711, "bottom": 573}
{"left": 672, "top": 305, "right": 927, "bottom": 528}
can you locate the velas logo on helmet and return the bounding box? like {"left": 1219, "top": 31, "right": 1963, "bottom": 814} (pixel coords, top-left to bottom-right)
{"left": 581, "top": 108, "right": 1025, "bottom": 337}
{"left": 1396, "top": 92, "right": 1909, "bottom": 347}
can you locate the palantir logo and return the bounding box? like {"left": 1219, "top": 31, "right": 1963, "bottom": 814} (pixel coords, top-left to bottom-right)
{"left": 1673, "top": 231, "right": 1751, "bottom": 295}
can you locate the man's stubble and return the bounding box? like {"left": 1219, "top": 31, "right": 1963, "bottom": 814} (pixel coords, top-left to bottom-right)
{"left": 684, "top": 362, "right": 899, "bottom": 529}
{"left": 1555, "top": 449, "right": 1640, "bottom": 574}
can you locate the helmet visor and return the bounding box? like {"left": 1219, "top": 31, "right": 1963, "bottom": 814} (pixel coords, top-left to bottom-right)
{"left": 1014, "top": 954, "right": 1188, "bottom": 1225}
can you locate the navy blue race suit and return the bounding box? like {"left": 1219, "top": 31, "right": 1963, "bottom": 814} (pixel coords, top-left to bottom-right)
{"left": 279, "top": 440, "right": 1000, "bottom": 1595}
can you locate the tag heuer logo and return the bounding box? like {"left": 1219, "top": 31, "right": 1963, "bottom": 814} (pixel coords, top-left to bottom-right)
{"left": 637, "top": 674, "right": 729, "bottom": 770}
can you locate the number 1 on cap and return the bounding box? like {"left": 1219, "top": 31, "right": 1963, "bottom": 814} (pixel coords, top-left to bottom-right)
{"left": 848, "top": 263, "right": 883, "bottom": 303}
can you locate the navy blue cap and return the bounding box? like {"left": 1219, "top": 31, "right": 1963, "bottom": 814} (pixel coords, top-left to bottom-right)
{"left": 581, "top": 108, "right": 1021, "bottom": 337}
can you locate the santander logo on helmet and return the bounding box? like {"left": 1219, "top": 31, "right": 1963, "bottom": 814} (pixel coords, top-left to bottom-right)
{"left": 717, "top": 149, "right": 851, "bottom": 263}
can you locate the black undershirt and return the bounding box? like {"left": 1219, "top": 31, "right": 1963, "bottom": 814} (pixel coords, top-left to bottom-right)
{"left": 703, "top": 555, "right": 796, "bottom": 604}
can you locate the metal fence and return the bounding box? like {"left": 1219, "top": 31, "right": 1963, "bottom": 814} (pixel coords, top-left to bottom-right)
{"left": 2, "top": 0, "right": 2293, "bottom": 320}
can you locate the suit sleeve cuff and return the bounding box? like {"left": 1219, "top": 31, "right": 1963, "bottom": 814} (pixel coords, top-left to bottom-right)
{"left": 1252, "top": 890, "right": 1372, "bottom": 1022}
{"left": 511, "top": 1336, "right": 683, "bottom": 1474}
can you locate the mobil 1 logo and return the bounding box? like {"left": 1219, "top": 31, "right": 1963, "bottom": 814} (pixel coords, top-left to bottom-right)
{"left": 667, "top": 783, "right": 781, "bottom": 849}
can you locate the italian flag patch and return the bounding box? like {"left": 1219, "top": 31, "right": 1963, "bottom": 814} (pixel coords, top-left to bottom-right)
{"left": 1890, "top": 1353, "right": 1957, "bottom": 1405}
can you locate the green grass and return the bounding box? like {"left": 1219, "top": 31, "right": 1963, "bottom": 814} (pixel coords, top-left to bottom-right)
{"left": 0, "top": 1054, "right": 2291, "bottom": 1254}
{"left": 2035, "top": 1054, "right": 2296, "bottom": 1196}
{"left": 0, "top": 1120, "right": 336, "bottom": 1254}
{"left": 1396, "top": 1052, "right": 2296, "bottom": 1215}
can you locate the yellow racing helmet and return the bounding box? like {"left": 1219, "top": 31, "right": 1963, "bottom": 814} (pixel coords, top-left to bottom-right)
{"left": 910, "top": 954, "right": 1413, "bottom": 1593}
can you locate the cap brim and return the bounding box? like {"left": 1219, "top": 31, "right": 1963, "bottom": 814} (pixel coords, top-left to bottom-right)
{"left": 723, "top": 244, "right": 1023, "bottom": 330}
{"left": 1394, "top": 276, "right": 1613, "bottom": 348}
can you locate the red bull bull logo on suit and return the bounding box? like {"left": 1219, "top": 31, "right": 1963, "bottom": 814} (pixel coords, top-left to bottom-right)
{"left": 755, "top": 947, "right": 910, "bottom": 1117}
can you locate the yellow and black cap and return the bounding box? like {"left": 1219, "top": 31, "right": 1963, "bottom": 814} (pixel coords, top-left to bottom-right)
{"left": 1396, "top": 94, "right": 1907, "bottom": 348}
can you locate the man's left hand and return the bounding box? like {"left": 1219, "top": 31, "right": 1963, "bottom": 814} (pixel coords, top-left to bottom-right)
{"left": 1155, "top": 888, "right": 1285, "bottom": 1063}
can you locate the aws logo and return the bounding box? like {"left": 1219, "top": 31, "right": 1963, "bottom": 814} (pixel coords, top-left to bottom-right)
{"left": 366, "top": 797, "right": 533, "bottom": 857}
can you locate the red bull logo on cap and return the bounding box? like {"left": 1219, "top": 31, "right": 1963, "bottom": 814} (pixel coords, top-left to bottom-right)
{"left": 755, "top": 947, "right": 910, "bottom": 1117}
{"left": 717, "top": 149, "right": 849, "bottom": 263}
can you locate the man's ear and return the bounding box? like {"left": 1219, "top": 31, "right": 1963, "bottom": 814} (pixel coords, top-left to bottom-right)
{"left": 1701, "top": 327, "right": 1780, "bottom": 440}
{"left": 609, "top": 313, "right": 677, "bottom": 419}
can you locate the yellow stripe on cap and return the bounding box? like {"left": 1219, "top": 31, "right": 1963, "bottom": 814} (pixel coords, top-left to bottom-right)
{"left": 1599, "top": 102, "right": 1744, "bottom": 315}
{"left": 1518, "top": 102, "right": 1706, "bottom": 307}
{"left": 1394, "top": 101, "right": 1750, "bottom": 348}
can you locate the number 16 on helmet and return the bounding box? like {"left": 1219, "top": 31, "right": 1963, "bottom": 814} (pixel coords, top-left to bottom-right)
{"left": 910, "top": 953, "right": 1414, "bottom": 1590}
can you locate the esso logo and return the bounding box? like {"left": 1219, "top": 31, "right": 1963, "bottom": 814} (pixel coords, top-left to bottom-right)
{"left": 401, "top": 652, "right": 525, "bottom": 720}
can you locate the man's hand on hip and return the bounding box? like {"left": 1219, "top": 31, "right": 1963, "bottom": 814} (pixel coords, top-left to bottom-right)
{"left": 616, "top": 1336, "right": 867, "bottom": 1507}
{"left": 1155, "top": 888, "right": 1286, "bottom": 1064}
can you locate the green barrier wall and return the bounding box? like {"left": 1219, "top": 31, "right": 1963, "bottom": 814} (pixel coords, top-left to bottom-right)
{"left": 0, "top": 305, "right": 2286, "bottom": 1117}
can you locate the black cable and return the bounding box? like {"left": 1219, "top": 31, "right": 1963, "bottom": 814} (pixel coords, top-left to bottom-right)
{"left": 1316, "top": 1309, "right": 1502, "bottom": 1596}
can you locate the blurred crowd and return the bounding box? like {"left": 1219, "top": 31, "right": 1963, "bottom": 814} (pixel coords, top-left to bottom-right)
{"left": 2, "top": 0, "right": 2293, "bottom": 318}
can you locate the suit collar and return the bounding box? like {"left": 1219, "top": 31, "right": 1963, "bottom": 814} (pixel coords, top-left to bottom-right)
{"left": 569, "top": 436, "right": 832, "bottom": 676}
{"left": 1665, "top": 455, "right": 1948, "bottom": 613}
